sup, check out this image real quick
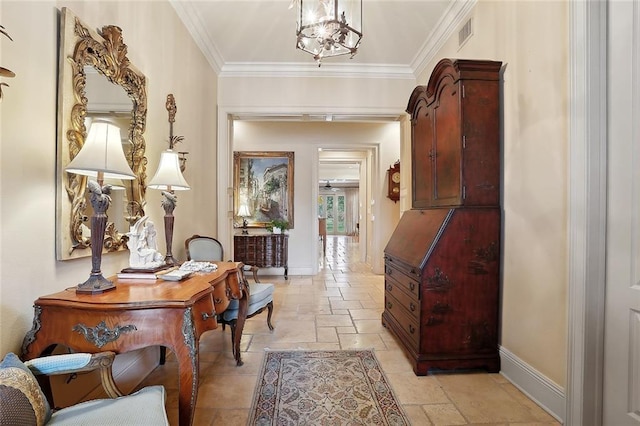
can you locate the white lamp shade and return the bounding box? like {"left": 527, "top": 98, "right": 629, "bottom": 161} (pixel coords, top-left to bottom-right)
{"left": 237, "top": 204, "right": 251, "bottom": 217}
{"left": 148, "top": 150, "right": 190, "bottom": 190}
{"left": 65, "top": 121, "right": 136, "bottom": 180}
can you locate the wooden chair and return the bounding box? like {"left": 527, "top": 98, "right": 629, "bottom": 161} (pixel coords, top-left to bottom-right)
{"left": 185, "top": 234, "right": 259, "bottom": 282}
{"left": 184, "top": 234, "right": 275, "bottom": 355}
{"left": 318, "top": 217, "right": 327, "bottom": 256}
{"left": 185, "top": 234, "right": 224, "bottom": 262}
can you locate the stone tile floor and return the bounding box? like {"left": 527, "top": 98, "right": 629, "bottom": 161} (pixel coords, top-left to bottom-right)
{"left": 138, "top": 236, "right": 561, "bottom": 425}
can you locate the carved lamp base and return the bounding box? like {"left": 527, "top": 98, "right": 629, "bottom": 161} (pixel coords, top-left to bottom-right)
{"left": 76, "top": 273, "right": 116, "bottom": 294}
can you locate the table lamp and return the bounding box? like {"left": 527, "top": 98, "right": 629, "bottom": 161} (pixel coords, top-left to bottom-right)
{"left": 65, "top": 120, "right": 136, "bottom": 294}
{"left": 237, "top": 204, "right": 251, "bottom": 234}
{"left": 148, "top": 149, "right": 190, "bottom": 266}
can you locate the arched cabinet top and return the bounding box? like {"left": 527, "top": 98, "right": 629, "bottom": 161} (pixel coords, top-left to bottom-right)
{"left": 406, "top": 58, "right": 502, "bottom": 119}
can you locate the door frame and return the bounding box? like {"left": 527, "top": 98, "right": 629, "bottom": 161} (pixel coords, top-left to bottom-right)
{"left": 566, "top": 1, "right": 607, "bottom": 424}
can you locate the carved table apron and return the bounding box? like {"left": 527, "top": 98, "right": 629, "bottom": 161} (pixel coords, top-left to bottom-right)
{"left": 21, "top": 261, "right": 247, "bottom": 426}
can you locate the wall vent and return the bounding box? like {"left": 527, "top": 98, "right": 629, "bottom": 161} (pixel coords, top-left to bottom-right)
{"left": 458, "top": 17, "right": 473, "bottom": 49}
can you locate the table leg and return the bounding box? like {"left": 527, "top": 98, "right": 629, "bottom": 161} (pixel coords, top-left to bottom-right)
{"left": 233, "top": 288, "right": 248, "bottom": 366}
{"left": 176, "top": 308, "right": 199, "bottom": 426}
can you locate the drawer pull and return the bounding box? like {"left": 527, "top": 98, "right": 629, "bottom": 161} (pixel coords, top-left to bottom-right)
{"left": 410, "top": 302, "right": 416, "bottom": 312}
{"left": 386, "top": 284, "right": 393, "bottom": 292}
{"left": 387, "top": 301, "right": 393, "bottom": 309}
{"left": 201, "top": 311, "right": 216, "bottom": 321}
{"left": 408, "top": 324, "right": 416, "bottom": 334}
{"left": 409, "top": 282, "right": 416, "bottom": 291}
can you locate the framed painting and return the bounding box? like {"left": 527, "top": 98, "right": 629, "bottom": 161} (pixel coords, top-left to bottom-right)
{"left": 233, "top": 151, "right": 294, "bottom": 229}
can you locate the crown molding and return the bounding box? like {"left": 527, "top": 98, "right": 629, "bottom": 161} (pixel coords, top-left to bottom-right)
{"left": 170, "top": 0, "right": 224, "bottom": 74}
{"left": 411, "top": 0, "right": 477, "bottom": 78}
{"left": 218, "top": 62, "right": 415, "bottom": 79}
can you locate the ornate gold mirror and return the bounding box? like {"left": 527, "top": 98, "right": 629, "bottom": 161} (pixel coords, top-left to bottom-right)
{"left": 56, "top": 8, "right": 147, "bottom": 260}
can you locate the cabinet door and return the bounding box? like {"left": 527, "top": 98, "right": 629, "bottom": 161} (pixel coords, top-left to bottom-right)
{"left": 432, "top": 81, "right": 462, "bottom": 206}
{"left": 412, "top": 100, "right": 434, "bottom": 209}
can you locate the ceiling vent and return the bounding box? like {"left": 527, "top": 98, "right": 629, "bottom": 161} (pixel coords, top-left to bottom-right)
{"left": 458, "top": 17, "right": 473, "bottom": 49}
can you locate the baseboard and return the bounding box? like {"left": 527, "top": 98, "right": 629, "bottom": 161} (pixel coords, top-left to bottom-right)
{"left": 499, "top": 346, "right": 566, "bottom": 423}
{"left": 256, "top": 266, "right": 313, "bottom": 277}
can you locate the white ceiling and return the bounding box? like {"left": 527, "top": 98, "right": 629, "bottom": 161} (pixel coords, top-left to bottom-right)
{"left": 169, "top": 0, "right": 474, "bottom": 185}
{"left": 170, "top": 0, "right": 474, "bottom": 78}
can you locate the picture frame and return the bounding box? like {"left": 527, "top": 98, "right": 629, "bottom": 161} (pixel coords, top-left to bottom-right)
{"left": 233, "top": 151, "right": 294, "bottom": 229}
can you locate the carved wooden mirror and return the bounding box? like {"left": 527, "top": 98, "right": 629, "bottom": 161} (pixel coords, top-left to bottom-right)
{"left": 56, "top": 7, "right": 147, "bottom": 260}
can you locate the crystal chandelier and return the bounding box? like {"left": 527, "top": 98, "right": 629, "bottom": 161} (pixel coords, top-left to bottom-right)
{"left": 294, "top": 0, "right": 363, "bottom": 66}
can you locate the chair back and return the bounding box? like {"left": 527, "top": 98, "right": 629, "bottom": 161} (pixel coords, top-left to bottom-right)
{"left": 185, "top": 234, "right": 224, "bottom": 261}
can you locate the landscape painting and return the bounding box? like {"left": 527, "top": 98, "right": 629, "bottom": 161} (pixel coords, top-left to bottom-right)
{"left": 233, "top": 151, "right": 294, "bottom": 228}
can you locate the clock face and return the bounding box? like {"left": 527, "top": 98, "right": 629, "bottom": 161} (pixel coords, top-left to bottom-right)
{"left": 391, "top": 172, "right": 400, "bottom": 184}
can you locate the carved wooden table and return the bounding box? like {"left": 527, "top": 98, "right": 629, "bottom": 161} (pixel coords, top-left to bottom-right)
{"left": 234, "top": 233, "right": 289, "bottom": 279}
{"left": 21, "top": 261, "right": 248, "bottom": 426}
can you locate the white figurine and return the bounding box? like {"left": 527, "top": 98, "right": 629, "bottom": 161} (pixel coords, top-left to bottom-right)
{"left": 127, "top": 216, "right": 165, "bottom": 268}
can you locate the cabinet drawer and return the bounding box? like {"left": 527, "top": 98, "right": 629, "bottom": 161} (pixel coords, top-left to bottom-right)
{"left": 212, "top": 281, "right": 230, "bottom": 314}
{"left": 385, "top": 277, "right": 419, "bottom": 321}
{"left": 193, "top": 294, "right": 218, "bottom": 335}
{"left": 385, "top": 256, "right": 421, "bottom": 280}
{"left": 385, "top": 264, "right": 420, "bottom": 300}
{"left": 385, "top": 291, "right": 420, "bottom": 350}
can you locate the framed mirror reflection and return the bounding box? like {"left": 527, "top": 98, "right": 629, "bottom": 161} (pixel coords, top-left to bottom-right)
{"left": 56, "top": 7, "right": 148, "bottom": 260}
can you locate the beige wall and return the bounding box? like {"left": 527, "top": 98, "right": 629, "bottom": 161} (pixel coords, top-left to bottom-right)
{"left": 0, "top": 0, "right": 217, "bottom": 354}
{"left": 416, "top": 0, "right": 569, "bottom": 387}
{"left": 1, "top": 0, "right": 569, "bottom": 394}
{"left": 231, "top": 121, "right": 401, "bottom": 275}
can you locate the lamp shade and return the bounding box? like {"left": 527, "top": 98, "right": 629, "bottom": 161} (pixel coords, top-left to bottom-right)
{"left": 148, "top": 149, "right": 190, "bottom": 190}
{"left": 237, "top": 204, "right": 251, "bottom": 218}
{"left": 66, "top": 121, "right": 136, "bottom": 180}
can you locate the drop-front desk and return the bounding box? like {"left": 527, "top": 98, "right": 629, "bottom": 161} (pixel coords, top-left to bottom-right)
{"left": 20, "top": 261, "right": 247, "bottom": 426}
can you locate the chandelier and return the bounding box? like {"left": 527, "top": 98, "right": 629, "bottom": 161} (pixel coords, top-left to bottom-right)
{"left": 294, "top": 0, "right": 363, "bottom": 66}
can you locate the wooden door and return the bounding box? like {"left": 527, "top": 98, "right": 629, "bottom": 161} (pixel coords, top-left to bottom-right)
{"left": 432, "top": 79, "right": 462, "bottom": 206}
{"left": 411, "top": 99, "right": 434, "bottom": 209}
{"left": 603, "top": 0, "right": 640, "bottom": 423}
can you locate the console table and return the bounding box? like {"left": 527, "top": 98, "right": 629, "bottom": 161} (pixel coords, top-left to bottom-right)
{"left": 20, "top": 262, "right": 247, "bottom": 426}
{"left": 234, "top": 233, "right": 289, "bottom": 279}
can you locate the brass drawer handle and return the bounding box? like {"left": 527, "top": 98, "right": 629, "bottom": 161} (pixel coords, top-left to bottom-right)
{"left": 201, "top": 311, "right": 216, "bottom": 321}
{"left": 410, "top": 302, "right": 416, "bottom": 312}
{"left": 387, "top": 301, "right": 393, "bottom": 309}
{"left": 409, "top": 282, "right": 416, "bottom": 291}
{"left": 386, "top": 283, "right": 393, "bottom": 292}
{"left": 408, "top": 324, "right": 415, "bottom": 334}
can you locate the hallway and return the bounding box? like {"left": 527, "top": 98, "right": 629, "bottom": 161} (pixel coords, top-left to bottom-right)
{"left": 140, "top": 236, "right": 560, "bottom": 425}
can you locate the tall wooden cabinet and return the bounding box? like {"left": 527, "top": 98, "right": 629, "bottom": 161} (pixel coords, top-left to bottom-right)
{"left": 382, "top": 58, "right": 502, "bottom": 375}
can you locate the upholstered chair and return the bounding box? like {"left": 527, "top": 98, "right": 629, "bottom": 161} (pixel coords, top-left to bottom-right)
{"left": 0, "top": 351, "right": 168, "bottom": 425}
{"left": 184, "top": 234, "right": 275, "bottom": 348}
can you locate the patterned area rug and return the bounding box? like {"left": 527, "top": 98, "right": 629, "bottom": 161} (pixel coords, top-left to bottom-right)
{"left": 248, "top": 350, "right": 409, "bottom": 425}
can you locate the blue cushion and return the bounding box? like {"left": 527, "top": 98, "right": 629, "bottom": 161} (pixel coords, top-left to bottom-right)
{"left": 25, "top": 354, "right": 92, "bottom": 375}
{"left": 0, "top": 352, "right": 52, "bottom": 426}
{"left": 222, "top": 283, "right": 274, "bottom": 321}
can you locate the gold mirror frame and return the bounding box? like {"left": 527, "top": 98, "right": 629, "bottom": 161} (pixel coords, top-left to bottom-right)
{"left": 56, "top": 8, "right": 147, "bottom": 260}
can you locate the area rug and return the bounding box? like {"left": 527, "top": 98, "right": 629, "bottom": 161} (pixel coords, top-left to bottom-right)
{"left": 248, "top": 349, "right": 410, "bottom": 426}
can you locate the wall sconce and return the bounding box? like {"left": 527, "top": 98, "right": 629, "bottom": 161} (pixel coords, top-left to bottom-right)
{"left": 148, "top": 94, "right": 190, "bottom": 266}
{"left": 65, "top": 120, "right": 135, "bottom": 293}
{"left": 178, "top": 151, "right": 189, "bottom": 173}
